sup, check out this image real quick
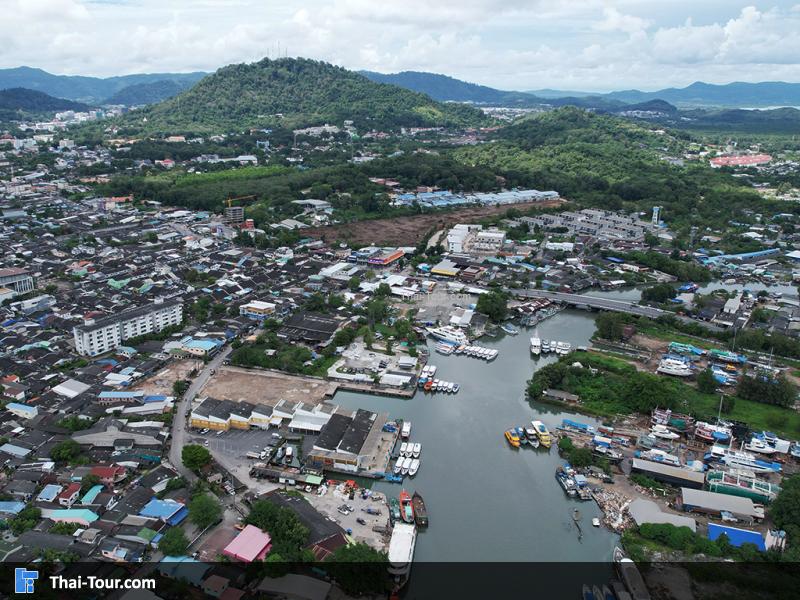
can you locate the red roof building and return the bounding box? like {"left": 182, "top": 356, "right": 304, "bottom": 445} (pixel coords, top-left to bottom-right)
{"left": 222, "top": 525, "right": 272, "bottom": 563}
{"left": 710, "top": 154, "right": 772, "bottom": 168}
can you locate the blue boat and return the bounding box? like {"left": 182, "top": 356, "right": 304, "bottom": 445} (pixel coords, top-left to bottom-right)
{"left": 500, "top": 324, "right": 519, "bottom": 335}
{"left": 383, "top": 473, "right": 403, "bottom": 483}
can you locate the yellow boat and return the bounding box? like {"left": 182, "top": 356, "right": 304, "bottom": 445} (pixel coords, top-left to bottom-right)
{"left": 504, "top": 429, "right": 521, "bottom": 448}
{"left": 531, "top": 420, "right": 552, "bottom": 447}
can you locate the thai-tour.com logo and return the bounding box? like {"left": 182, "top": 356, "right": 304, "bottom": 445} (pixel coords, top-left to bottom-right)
{"left": 13, "top": 568, "right": 156, "bottom": 594}
{"left": 14, "top": 568, "right": 38, "bottom": 594}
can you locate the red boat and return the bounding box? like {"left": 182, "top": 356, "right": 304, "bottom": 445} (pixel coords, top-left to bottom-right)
{"left": 399, "top": 490, "right": 415, "bottom": 524}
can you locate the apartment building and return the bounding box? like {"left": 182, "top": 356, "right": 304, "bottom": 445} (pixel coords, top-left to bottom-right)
{"left": 0, "top": 267, "right": 35, "bottom": 298}
{"left": 73, "top": 299, "right": 183, "bottom": 356}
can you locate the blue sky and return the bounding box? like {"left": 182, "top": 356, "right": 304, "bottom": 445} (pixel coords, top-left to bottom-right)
{"left": 3, "top": 0, "right": 800, "bottom": 91}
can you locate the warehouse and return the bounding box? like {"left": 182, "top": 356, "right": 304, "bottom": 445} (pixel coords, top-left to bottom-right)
{"left": 680, "top": 488, "right": 765, "bottom": 524}
{"left": 631, "top": 458, "right": 705, "bottom": 489}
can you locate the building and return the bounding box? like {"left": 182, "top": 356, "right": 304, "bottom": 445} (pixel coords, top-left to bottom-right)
{"left": 710, "top": 154, "right": 772, "bottom": 168}
{"left": 223, "top": 206, "right": 245, "bottom": 224}
{"left": 473, "top": 229, "right": 506, "bottom": 252}
{"left": 0, "top": 268, "right": 35, "bottom": 298}
{"left": 277, "top": 312, "right": 340, "bottom": 345}
{"left": 73, "top": 299, "right": 183, "bottom": 356}
{"left": 631, "top": 459, "right": 705, "bottom": 489}
{"left": 239, "top": 300, "right": 277, "bottom": 321}
{"left": 223, "top": 525, "right": 272, "bottom": 562}
{"left": 680, "top": 488, "right": 764, "bottom": 523}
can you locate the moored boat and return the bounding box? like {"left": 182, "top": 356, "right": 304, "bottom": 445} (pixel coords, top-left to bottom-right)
{"left": 530, "top": 336, "right": 541, "bottom": 355}
{"left": 389, "top": 497, "right": 401, "bottom": 523}
{"left": 408, "top": 458, "right": 420, "bottom": 477}
{"left": 399, "top": 442, "right": 408, "bottom": 457}
{"left": 399, "top": 490, "right": 415, "bottom": 524}
{"left": 412, "top": 443, "right": 421, "bottom": 458}
{"left": 531, "top": 420, "right": 552, "bottom": 447}
{"left": 393, "top": 460, "right": 403, "bottom": 475}
{"left": 401, "top": 421, "right": 412, "bottom": 439}
{"left": 411, "top": 491, "right": 428, "bottom": 527}
{"left": 401, "top": 457, "right": 411, "bottom": 475}
{"left": 504, "top": 428, "right": 521, "bottom": 448}
{"left": 426, "top": 325, "right": 469, "bottom": 346}
{"left": 500, "top": 323, "right": 519, "bottom": 335}
{"left": 541, "top": 339, "right": 551, "bottom": 353}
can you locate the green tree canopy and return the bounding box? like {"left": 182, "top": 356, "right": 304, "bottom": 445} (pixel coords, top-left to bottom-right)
{"left": 182, "top": 444, "right": 212, "bottom": 471}
{"left": 326, "top": 542, "right": 389, "bottom": 596}
{"left": 476, "top": 290, "right": 508, "bottom": 323}
{"left": 158, "top": 527, "right": 189, "bottom": 557}
{"left": 188, "top": 492, "right": 221, "bottom": 530}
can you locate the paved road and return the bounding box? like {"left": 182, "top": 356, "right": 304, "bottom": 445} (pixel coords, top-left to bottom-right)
{"left": 168, "top": 345, "right": 232, "bottom": 481}
{"left": 514, "top": 288, "right": 668, "bottom": 318}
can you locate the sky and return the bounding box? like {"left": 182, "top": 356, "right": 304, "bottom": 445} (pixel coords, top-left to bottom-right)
{"left": 3, "top": 0, "right": 800, "bottom": 92}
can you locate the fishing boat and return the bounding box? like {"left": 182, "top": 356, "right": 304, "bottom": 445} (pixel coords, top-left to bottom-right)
{"left": 423, "top": 380, "right": 433, "bottom": 391}
{"left": 650, "top": 424, "right": 681, "bottom": 440}
{"left": 408, "top": 458, "right": 420, "bottom": 477}
{"left": 555, "top": 466, "right": 577, "bottom": 496}
{"left": 399, "top": 491, "right": 415, "bottom": 524}
{"left": 515, "top": 426, "right": 528, "bottom": 445}
{"left": 504, "top": 428, "right": 521, "bottom": 448}
{"left": 531, "top": 420, "right": 552, "bottom": 447}
{"left": 541, "top": 339, "right": 551, "bottom": 353}
{"left": 384, "top": 473, "right": 403, "bottom": 484}
{"left": 412, "top": 443, "right": 421, "bottom": 458}
{"left": 400, "top": 457, "right": 412, "bottom": 475}
{"left": 708, "top": 348, "right": 747, "bottom": 364}
{"left": 399, "top": 442, "right": 408, "bottom": 457}
{"left": 500, "top": 323, "right": 519, "bottom": 335}
{"left": 706, "top": 469, "right": 781, "bottom": 504}
{"left": 426, "top": 326, "right": 469, "bottom": 345}
{"left": 694, "top": 421, "right": 732, "bottom": 443}
{"left": 411, "top": 491, "right": 428, "bottom": 527}
{"left": 401, "top": 421, "right": 412, "bottom": 439}
{"left": 530, "top": 336, "right": 541, "bottom": 355}
{"left": 389, "top": 497, "right": 402, "bottom": 524}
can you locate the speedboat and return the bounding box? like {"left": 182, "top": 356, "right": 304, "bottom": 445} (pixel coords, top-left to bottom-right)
{"left": 408, "top": 458, "right": 420, "bottom": 477}
{"left": 453, "top": 383, "right": 460, "bottom": 393}
{"left": 745, "top": 437, "right": 778, "bottom": 455}
{"left": 656, "top": 357, "right": 693, "bottom": 377}
{"left": 412, "top": 443, "right": 421, "bottom": 458}
{"left": 400, "top": 457, "right": 412, "bottom": 475}
{"left": 531, "top": 420, "right": 552, "bottom": 447}
{"left": 530, "top": 336, "right": 541, "bottom": 355}
{"left": 500, "top": 324, "right": 518, "bottom": 335}
{"left": 399, "top": 442, "right": 408, "bottom": 457}
{"left": 515, "top": 426, "right": 528, "bottom": 445}
{"left": 592, "top": 517, "right": 600, "bottom": 527}
{"left": 401, "top": 421, "right": 411, "bottom": 439}
{"left": 393, "top": 460, "right": 403, "bottom": 475}
{"left": 650, "top": 424, "right": 680, "bottom": 440}
{"left": 504, "top": 429, "right": 521, "bottom": 448}
{"left": 541, "top": 340, "right": 551, "bottom": 353}
{"left": 556, "top": 341, "right": 571, "bottom": 355}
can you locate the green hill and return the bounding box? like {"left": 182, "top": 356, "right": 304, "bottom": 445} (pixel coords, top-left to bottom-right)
{"left": 117, "top": 58, "right": 488, "bottom": 134}
{"left": 104, "top": 79, "right": 192, "bottom": 106}
{"left": 0, "top": 87, "right": 91, "bottom": 120}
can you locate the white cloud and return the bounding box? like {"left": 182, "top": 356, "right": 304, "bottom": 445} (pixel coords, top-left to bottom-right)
{"left": 0, "top": 1, "right": 799, "bottom": 91}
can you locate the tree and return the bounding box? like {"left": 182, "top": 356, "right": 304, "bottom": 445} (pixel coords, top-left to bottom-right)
{"left": 182, "top": 444, "right": 212, "bottom": 471}
{"left": 594, "top": 312, "right": 626, "bottom": 341}
{"left": 9, "top": 506, "right": 40, "bottom": 535}
{"left": 347, "top": 276, "right": 360, "bottom": 292}
{"left": 51, "top": 439, "right": 82, "bottom": 463}
{"left": 476, "top": 290, "right": 508, "bottom": 323}
{"left": 567, "top": 447, "right": 593, "bottom": 468}
{"left": 172, "top": 379, "right": 190, "bottom": 396}
{"left": 696, "top": 369, "right": 717, "bottom": 394}
{"left": 245, "top": 499, "right": 310, "bottom": 560}
{"left": 158, "top": 527, "right": 189, "bottom": 557}
{"left": 80, "top": 474, "right": 101, "bottom": 494}
{"left": 188, "top": 493, "right": 221, "bottom": 530}
{"left": 326, "top": 542, "right": 389, "bottom": 596}
{"left": 642, "top": 283, "right": 676, "bottom": 304}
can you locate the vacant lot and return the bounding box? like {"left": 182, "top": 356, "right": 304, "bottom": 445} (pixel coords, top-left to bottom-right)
{"left": 199, "top": 366, "right": 336, "bottom": 406}
{"left": 305, "top": 199, "right": 564, "bottom": 246}
{"left": 132, "top": 359, "right": 201, "bottom": 395}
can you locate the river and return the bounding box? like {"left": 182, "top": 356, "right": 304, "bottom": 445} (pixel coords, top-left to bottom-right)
{"left": 332, "top": 309, "right": 620, "bottom": 563}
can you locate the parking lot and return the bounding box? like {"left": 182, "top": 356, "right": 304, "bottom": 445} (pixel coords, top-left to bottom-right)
{"left": 308, "top": 482, "right": 391, "bottom": 550}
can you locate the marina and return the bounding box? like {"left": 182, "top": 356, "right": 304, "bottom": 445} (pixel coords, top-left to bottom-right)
{"left": 332, "top": 309, "right": 619, "bottom": 563}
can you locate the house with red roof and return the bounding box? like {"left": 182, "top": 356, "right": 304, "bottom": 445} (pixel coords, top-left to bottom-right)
{"left": 57, "top": 483, "right": 81, "bottom": 507}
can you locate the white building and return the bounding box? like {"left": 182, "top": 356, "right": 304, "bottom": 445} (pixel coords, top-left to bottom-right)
{"left": 73, "top": 299, "right": 183, "bottom": 356}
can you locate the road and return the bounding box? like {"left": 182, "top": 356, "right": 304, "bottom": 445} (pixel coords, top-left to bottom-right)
{"left": 514, "top": 288, "right": 669, "bottom": 318}
{"left": 168, "top": 345, "right": 232, "bottom": 481}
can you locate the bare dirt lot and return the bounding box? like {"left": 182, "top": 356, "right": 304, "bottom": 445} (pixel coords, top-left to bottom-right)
{"left": 132, "top": 359, "right": 202, "bottom": 395}
{"left": 305, "top": 199, "right": 564, "bottom": 246}
{"left": 199, "top": 366, "right": 337, "bottom": 406}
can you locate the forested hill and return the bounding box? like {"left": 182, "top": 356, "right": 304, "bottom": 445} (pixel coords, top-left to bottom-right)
{"left": 103, "top": 79, "right": 192, "bottom": 106}
{"left": 0, "top": 88, "right": 91, "bottom": 118}
{"left": 454, "top": 107, "right": 772, "bottom": 234}
{"left": 115, "top": 58, "right": 489, "bottom": 134}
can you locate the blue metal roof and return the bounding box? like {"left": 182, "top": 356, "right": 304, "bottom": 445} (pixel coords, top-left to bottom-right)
{"left": 708, "top": 523, "right": 765, "bottom": 551}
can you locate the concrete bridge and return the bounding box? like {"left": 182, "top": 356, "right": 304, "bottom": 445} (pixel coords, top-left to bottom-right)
{"left": 513, "top": 289, "right": 668, "bottom": 318}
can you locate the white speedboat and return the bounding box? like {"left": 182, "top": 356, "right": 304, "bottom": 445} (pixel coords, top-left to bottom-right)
{"left": 656, "top": 357, "right": 693, "bottom": 377}
{"left": 409, "top": 458, "right": 420, "bottom": 477}
{"left": 401, "top": 457, "right": 411, "bottom": 475}
{"left": 400, "top": 442, "right": 408, "bottom": 457}
{"left": 393, "top": 460, "right": 403, "bottom": 475}
{"left": 650, "top": 424, "right": 680, "bottom": 440}
{"left": 412, "top": 443, "right": 421, "bottom": 458}
{"left": 530, "top": 337, "right": 541, "bottom": 355}
{"left": 558, "top": 342, "right": 571, "bottom": 354}
{"left": 426, "top": 326, "right": 469, "bottom": 346}
{"left": 745, "top": 437, "right": 778, "bottom": 455}
{"left": 541, "top": 340, "right": 551, "bottom": 353}
{"left": 401, "top": 421, "right": 411, "bottom": 439}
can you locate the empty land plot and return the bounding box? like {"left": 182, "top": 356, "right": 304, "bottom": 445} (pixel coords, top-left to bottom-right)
{"left": 199, "top": 366, "right": 336, "bottom": 406}
{"left": 131, "top": 359, "right": 201, "bottom": 395}
{"left": 305, "top": 199, "right": 564, "bottom": 246}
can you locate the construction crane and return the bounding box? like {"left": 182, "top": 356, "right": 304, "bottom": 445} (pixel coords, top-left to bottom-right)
{"left": 226, "top": 195, "right": 257, "bottom": 208}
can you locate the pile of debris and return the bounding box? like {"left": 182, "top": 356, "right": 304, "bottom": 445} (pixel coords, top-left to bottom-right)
{"left": 592, "top": 487, "right": 634, "bottom": 532}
